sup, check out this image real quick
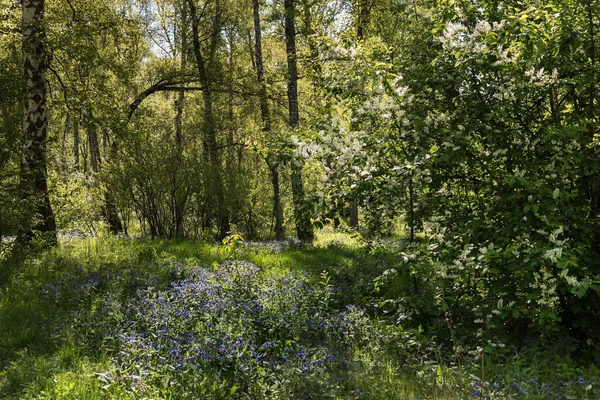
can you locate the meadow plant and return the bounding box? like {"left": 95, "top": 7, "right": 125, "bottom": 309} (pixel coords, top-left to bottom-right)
{"left": 43, "top": 260, "right": 375, "bottom": 398}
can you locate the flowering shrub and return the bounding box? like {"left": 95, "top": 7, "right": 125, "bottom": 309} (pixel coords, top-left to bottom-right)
{"left": 315, "top": 0, "right": 600, "bottom": 343}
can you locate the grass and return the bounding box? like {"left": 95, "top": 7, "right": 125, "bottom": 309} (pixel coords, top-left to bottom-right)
{"left": 0, "top": 231, "right": 598, "bottom": 399}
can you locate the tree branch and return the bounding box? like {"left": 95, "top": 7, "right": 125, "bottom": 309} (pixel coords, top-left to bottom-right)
{"left": 47, "top": 66, "right": 72, "bottom": 111}
{"left": 128, "top": 75, "right": 284, "bottom": 120}
{"left": 127, "top": 75, "right": 198, "bottom": 120}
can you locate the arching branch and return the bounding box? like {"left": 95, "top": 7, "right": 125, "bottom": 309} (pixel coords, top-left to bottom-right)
{"left": 128, "top": 76, "right": 278, "bottom": 120}
{"left": 127, "top": 75, "right": 198, "bottom": 120}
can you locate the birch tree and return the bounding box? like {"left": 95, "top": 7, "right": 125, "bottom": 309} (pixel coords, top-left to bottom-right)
{"left": 20, "top": 0, "right": 56, "bottom": 245}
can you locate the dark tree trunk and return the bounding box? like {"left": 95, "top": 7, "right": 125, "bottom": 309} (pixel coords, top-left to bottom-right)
{"left": 226, "top": 33, "right": 235, "bottom": 169}
{"left": 62, "top": 114, "right": 70, "bottom": 169}
{"left": 104, "top": 193, "right": 123, "bottom": 234}
{"left": 284, "top": 0, "right": 300, "bottom": 129}
{"left": 356, "top": 0, "right": 373, "bottom": 41}
{"left": 173, "top": 0, "right": 188, "bottom": 238}
{"left": 19, "top": 0, "right": 56, "bottom": 245}
{"left": 188, "top": 0, "right": 229, "bottom": 239}
{"left": 270, "top": 163, "right": 283, "bottom": 239}
{"left": 105, "top": 138, "right": 123, "bottom": 234}
{"left": 73, "top": 114, "right": 80, "bottom": 172}
{"left": 253, "top": 0, "right": 283, "bottom": 240}
{"left": 87, "top": 111, "right": 101, "bottom": 173}
{"left": 409, "top": 174, "right": 415, "bottom": 242}
{"left": 86, "top": 112, "right": 123, "bottom": 234}
{"left": 349, "top": 199, "right": 359, "bottom": 229}
{"left": 284, "top": 0, "right": 313, "bottom": 241}
{"left": 82, "top": 137, "right": 88, "bottom": 176}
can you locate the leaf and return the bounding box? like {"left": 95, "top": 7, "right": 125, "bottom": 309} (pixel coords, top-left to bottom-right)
{"left": 436, "top": 364, "right": 444, "bottom": 385}
{"left": 230, "top": 384, "right": 239, "bottom": 395}
{"left": 588, "top": 285, "right": 600, "bottom": 295}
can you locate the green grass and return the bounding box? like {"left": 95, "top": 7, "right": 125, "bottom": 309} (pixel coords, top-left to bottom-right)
{"left": 0, "top": 232, "right": 598, "bottom": 399}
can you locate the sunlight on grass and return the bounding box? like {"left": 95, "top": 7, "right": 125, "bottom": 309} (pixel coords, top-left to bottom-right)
{"left": 0, "top": 232, "right": 598, "bottom": 399}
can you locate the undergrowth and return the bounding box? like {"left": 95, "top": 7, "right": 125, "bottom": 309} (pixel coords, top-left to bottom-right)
{"left": 0, "top": 232, "right": 598, "bottom": 399}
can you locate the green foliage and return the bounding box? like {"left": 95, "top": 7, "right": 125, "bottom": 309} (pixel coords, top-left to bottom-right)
{"left": 0, "top": 23, "right": 22, "bottom": 238}
{"left": 49, "top": 172, "right": 105, "bottom": 235}
{"left": 1, "top": 234, "right": 599, "bottom": 399}
{"left": 309, "top": 0, "right": 600, "bottom": 339}
{"left": 2, "top": 0, "right": 600, "bottom": 397}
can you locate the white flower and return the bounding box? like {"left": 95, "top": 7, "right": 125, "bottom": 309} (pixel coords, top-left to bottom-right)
{"left": 439, "top": 22, "right": 467, "bottom": 48}
{"left": 543, "top": 247, "right": 562, "bottom": 263}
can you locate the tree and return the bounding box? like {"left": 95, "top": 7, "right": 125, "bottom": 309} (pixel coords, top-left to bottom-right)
{"left": 173, "top": 0, "right": 189, "bottom": 237}
{"left": 19, "top": 0, "right": 57, "bottom": 245}
{"left": 187, "top": 0, "right": 230, "bottom": 239}
{"left": 347, "top": 0, "right": 376, "bottom": 229}
{"left": 252, "top": 0, "right": 283, "bottom": 240}
{"left": 284, "top": 0, "right": 313, "bottom": 241}
{"left": 319, "top": 0, "right": 600, "bottom": 336}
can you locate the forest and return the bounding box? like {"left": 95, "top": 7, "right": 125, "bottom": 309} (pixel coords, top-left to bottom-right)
{"left": 1, "top": 0, "right": 600, "bottom": 398}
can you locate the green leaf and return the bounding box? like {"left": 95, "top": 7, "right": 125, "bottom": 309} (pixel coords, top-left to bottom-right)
{"left": 230, "top": 384, "right": 239, "bottom": 395}
{"left": 588, "top": 285, "right": 600, "bottom": 295}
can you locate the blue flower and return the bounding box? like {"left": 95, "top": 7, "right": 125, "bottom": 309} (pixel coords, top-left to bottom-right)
{"left": 541, "top": 383, "right": 551, "bottom": 391}
{"left": 261, "top": 341, "right": 275, "bottom": 349}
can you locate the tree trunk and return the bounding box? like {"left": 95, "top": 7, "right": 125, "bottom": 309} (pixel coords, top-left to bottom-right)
{"left": 173, "top": 0, "right": 188, "bottom": 238}
{"left": 174, "top": 0, "right": 187, "bottom": 153}
{"left": 82, "top": 136, "right": 88, "bottom": 176}
{"left": 105, "top": 138, "right": 123, "bottom": 234}
{"left": 253, "top": 0, "right": 283, "bottom": 240}
{"left": 348, "top": 0, "right": 373, "bottom": 227}
{"left": 284, "top": 0, "right": 313, "bottom": 241}
{"left": 253, "top": 0, "right": 270, "bottom": 132}
{"left": 87, "top": 111, "right": 101, "bottom": 173}
{"left": 62, "top": 114, "right": 70, "bottom": 169}
{"left": 226, "top": 33, "right": 236, "bottom": 170}
{"left": 187, "top": 0, "right": 229, "bottom": 239}
{"left": 86, "top": 111, "right": 123, "bottom": 234}
{"left": 301, "top": 0, "right": 321, "bottom": 80}
{"left": 356, "top": 0, "right": 373, "bottom": 41}
{"left": 270, "top": 164, "right": 283, "bottom": 239}
{"left": 73, "top": 114, "right": 80, "bottom": 172}
{"left": 349, "top": 199, "right": 359, "bottom": 229}
{"left": 19, "top": 0, "right": 57, "bottom": 245}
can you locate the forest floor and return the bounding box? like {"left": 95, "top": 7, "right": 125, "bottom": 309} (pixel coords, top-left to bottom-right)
{"left": 0, "top": 231, "right": 598, "bottom": 399}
